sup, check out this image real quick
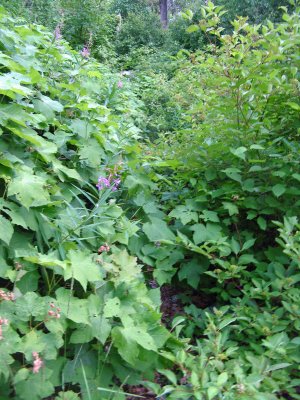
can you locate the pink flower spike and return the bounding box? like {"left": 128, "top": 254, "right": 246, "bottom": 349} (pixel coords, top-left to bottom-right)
{"left": 81, "top": 46, "right": 90, "bottom": 58}
{"left": 117, "top": 81, "right": 123, "bottom": 88}
{"left": 54, "top": 25, "right": 62, "bottom": 41}
{"left": 32, "top": 352, "right": 43, "bottom": 374}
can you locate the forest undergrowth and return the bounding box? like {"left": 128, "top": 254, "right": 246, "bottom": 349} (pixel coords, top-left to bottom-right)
{"left": 0, "top": 1, "right": 300, "bottom": 399}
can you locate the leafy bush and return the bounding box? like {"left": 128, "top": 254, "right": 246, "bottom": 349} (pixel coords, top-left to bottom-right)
{"left": 115, "top": 11, "right": 165, "bottom": 56}
{"left": 123, "top": 1, "right": 300, "bottom": 397}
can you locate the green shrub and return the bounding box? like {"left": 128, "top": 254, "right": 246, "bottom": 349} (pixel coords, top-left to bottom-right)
{"left": 115, "top": 11, "right": 165, "bottom": 55}
{"left": 124, "top": 2, "right": 300, "bottom": 397}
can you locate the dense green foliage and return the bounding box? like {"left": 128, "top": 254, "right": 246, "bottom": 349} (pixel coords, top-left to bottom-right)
{"left": 0, "top": 0, "right": 300, "bottom": 399}
{"left": 0, "top": 8, "right": 174, "bottom": 399}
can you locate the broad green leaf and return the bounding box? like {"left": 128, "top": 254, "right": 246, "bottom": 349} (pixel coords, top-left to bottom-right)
{"left": 111, "top": 327, "right": 139, "bottom": 365}
{"left": 55, "top": 288, "right": 89, "bottom": 325}
{"left": 169, "top": 206, "right": 198, "bottom": 224}
{"left": 8, "top": 169, "right": 50, "bottom": 208}
{"left": 79, "top": 140, "right": 103, "bottom": 168}
{"left": 272, "top": 184, "right": 286, "bottom": 197}
{"left": 292, "top": 173, "right": 300, "bottom": 182}
{"left": 186, "top": 24, "right": 199, "bottom": 33}
{"left": 201, "top": 210, "right": 219, "bottom": 222}
{"left": 90, "top": 315, "right": 111, "bottom": 344}
{"left": 230, "top": 146, "right": 247, "bottom": 160}
{"left": 15, "top": 292, "right": 46, "bottom": 321}
{"left": 230, "top": 237, "right": 240, "bottom": 255}
{"left": 222, "top": 202, "right": 239, "bottom": 216}
{"left": 257, "top": 216, "right": 267, "bottom": 230}
{"left": 70, "top": 325, "right": 93, "bottom": 344}
{"left": 103, "top": 250, "right": 141, "bottom": 285}
{"left": 39, "top": 94, "right": 64, "bottom": 112}
{"left": 52, "top": 160, "right": 82, "bottom": 181}
{"left": 25, "top": 253, "right": 66, "bottom": 271}
{"left": 242, "top": 238, "right": 256, "bottom": 251}
{"left": 207, "top": 386, "right": 219, "bottom": 400}
{"left": 0, "top": 215, "right": 13, "bottom": 245}
{"left": 238, "top": 254, "right": 257, "bottom": 265}
{"left": 112, "top": 325, "right": 157, "bottom": 365}
{"left": 286, "top": 102, "right": 300, "bottom": 110}
{"left": 15, "top": 367, "right": 54, "bottom": 400}
{"left": 265, "top": 363, "right": 291, "bottom": 372}
{"left": 103, "top": 297, "right": 121, "bottom": 318}
{"left": 13, "top": 368, "right": 30, "bottom": 385}
{"left": 217, "top": 372, "right": 228, "bottom": 386}
{"left": 0, "top": 73, "right": 33, "bottom": 98}
{"left": 143, "top": 217, "right": 176, "bottom": 242}
{"left": 222, "top": 168, "right": 242, "bottom": 182}
{"left": 55, "top": 391, "right": 80, "bottom": 400}
{"left": 250, "top": 144, "right": 264, "bottom": 150}
{"left": 65, "top": 250, "right": 102, "bottom": 291}
{"left": 157, "top": 369, "right": 177, "bottom": 385}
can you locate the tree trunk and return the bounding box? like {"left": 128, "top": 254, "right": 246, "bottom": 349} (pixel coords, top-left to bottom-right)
{"left": 159, "top": 0, "right": 168, "bottom": 29}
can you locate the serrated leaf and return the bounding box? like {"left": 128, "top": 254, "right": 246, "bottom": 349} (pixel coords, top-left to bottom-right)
{"left": 55, "top": 391, "right": 80, "bottom": 400}
{"left": 222, "top": 202, "right": 239, "bottom": 216}
{"left": 201, "top": 210, "right": 219, "bottom": 222}
{"left": 119, "top": 326, "right": 157, "bottom": 351}
{"left": 8, "top": 169, "right": 50, "bottom": 208}
{"left": 15, "top": 367, "right": 54, "bottom": 400}
{"left": 15, "top": 292, "right": 46, "bottom": 321}
{"left": 65, "top": 250, "right": 102, "bottom": 291}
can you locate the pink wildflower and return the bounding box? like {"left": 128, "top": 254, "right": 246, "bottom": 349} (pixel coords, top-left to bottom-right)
{"left": 54, "top": 25, "right": 62, "bottom": 41}
{"left": 0, "top": 289, "right": 15, "bottom": 301}
{"left": 0, "top": 317, "right": 8, "bottom": 341}
{"left": 32, "top": 352, "right": 43, "bottom": 374}
{"left": 117, "top": 81, "right": 123, "bottom": 88}
{"left": 81, "top": 46, "right": 90, "bottom": 58}
{"left": 96, "top": 176, "right": 111, "bottom": 190}
{"left": 98, "top": 244, "right": 110, "bottom": 254}
{"left": 96, "top": 164, "right": 122, "bottom": 192}
{"left": 48, "top": 302, "right": 61, "bottom": 319}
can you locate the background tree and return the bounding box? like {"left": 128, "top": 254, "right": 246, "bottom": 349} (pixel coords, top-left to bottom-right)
{"left": 160, "top": 0, "right": 168, "bottom": 28}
